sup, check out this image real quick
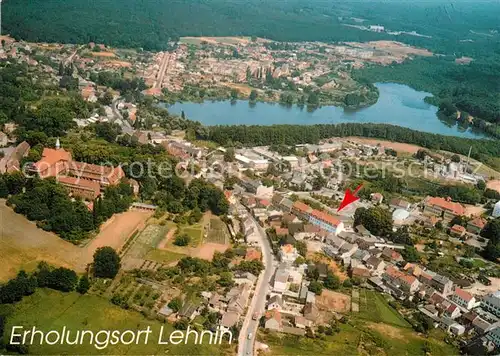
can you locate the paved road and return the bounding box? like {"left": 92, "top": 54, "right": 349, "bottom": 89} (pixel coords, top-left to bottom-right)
{"left": 111, "top": 98, "right": 133, "bottom": 134}
{"left": 237, "top": 205, "right": 276, "bottom": 356}
{"left": 153, "top": 52, "right": 170, "bottom": 89}
{"left": 65, "top": 45, "right": 84, "bottom": 65}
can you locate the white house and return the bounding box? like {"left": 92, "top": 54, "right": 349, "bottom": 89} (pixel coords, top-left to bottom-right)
{"left": 451, "top": 288, "right": 478, "bottom": 310}
{"left": 493, "top": 201, "right": 500, "bottom": 218}
{"left": 279, "top": 244, "right": 300, "bottom": 264}
{"left": 267, "top": 295, "right": 284, "bottom": 311}
{"left": 273, "top": 269, "right": 289, "bottom": 293}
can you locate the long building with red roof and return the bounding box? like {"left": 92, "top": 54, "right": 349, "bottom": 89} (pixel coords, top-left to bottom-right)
{"left": 29, "top": 144, "right": 125, "bottom": 201}
{"left": 423, "top": 196, "right": 466, "bottom": 221}
{"left": 291, "top": 200, "right": 344, "bottom": 235}
{"left": 57, "top": 176, "right": 101, "bottom": 200}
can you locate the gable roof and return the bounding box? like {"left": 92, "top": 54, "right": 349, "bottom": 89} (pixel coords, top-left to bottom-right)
{"left": 366, "top": 256, "right": 382, "bottom": 268}
{"left": 468, "top": 217, "right": 487, "bottom": 229}
{"left": 425, "top": 196, "right": 465, "bottom": 216}
{"left": 382, "top": 247, "right": 402, "bottom": 261}
{"left": 292, "top": 201, "right": 312, "bottom": 214}
{"left": 351, "top": 267, "right": 371, "bottom": 278}
{"left": 390, "top": 197, "right": 410, "bottom": 208}
{"left": 35, "top": 148, "right": 72, "bottom": 172}
{"left": 245, "top": 248, "right": 262, "bottom": 261}
{"left": 276, "top": 227, "right": 289, "bottom": 236}
{"left": 268, "top": 295, "right": 283, "bottom": 307}
{"left": 281, "top": 244, "right": 296, "bottom": 255}
{"left": 69, "top": 161, "right": 125, "bottom": 185}
{"left": 265, "top": 308, "right": 282, "bottom": 322}
{"left": 57, "top": 176, "right": 101, "bottom": 196}
{"left": 220, "top": 311, "right": 240, "bottom": 328}
{"left": 454, "top": 287, "right": 474, "bottom": 302}
{"left": 310, "top": 209, "right": 341, "bottom": 227}
{"left": 451, "top": 224, "right": 466, "bottom": 233}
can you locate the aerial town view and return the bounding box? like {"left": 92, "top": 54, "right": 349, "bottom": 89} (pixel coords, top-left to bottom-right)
{"left": 1, "top": 0, "right": 500, "bottom": 355}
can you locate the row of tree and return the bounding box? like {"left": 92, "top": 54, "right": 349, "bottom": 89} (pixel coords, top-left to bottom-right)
{"left": 200, "top": 123, "right": 500, "bottom": 170}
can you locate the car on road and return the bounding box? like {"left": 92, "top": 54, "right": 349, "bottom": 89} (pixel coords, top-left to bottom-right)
{"left": 247, "top": 332, "right": 253, "bottom": 340}
{"left": 252, "top": 312, "right": 259, "bottom": 320}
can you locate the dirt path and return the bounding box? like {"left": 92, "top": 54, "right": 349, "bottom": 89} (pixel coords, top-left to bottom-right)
{"left": 487, "top": 180, "right": 500, "bottom": 193}
{"left": 158, "top": 225, "right": 177, "bottom": 249}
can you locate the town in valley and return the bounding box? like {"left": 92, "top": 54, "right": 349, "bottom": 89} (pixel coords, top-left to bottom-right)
{"left": 0, "top": 15, "right": 500, "bottom": 356}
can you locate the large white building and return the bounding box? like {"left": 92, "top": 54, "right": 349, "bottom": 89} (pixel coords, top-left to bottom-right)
{"left": 493, "top": 201, "right": 500, "bottom": 218}
{"left": 482, "top": 291, "right": 500, "bottom": 317}
{"left": 487, "top": 327, "right": 500, "bottom": 348}
{"left": 451, "top": 288, "right": 478, "bottom": 310}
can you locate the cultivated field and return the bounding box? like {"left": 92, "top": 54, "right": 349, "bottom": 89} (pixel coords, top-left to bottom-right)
{"left": 193, "top": 243, "right": 230, "bottom": 260}
{"left": 180, "top": 36, "right": 258, "bottom": 47}
{"left": 221, "top": 82, "right": 254, "bottom": 96}
{"left": 3, "top": 289, "right": 234, "bottom": 355}
{"left": 206, "top": 217, "right": 231, "bottom": 245}
{"left": 350, "top": 40, "right": 433, "bottom": 57}
{"left": 120, "top": 224, "right": 180, "bottom": 270}
{"left": 487, "top": 179, "right": 500, "bottom": 193}
{"left": 103, "top": 60, "right": 132, "bottom": 67}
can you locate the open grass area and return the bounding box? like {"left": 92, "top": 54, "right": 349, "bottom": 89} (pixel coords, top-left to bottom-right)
{"left": 182, "top": 225, "right": 204, "bottom": 247}
{"left": 3, "top": 289, "right": 234, "bottom": 355}
{"left": 145, "top": 249, "right": 186, "bottom": 265}
{"left": 357, "top": 289, "right": 411, "bottom": 328}
{"left": 258, "top": 324, "right": 360, "bottom": 355}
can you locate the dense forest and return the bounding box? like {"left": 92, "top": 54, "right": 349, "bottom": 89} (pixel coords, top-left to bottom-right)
{"left": 200, "top": 123, "right": 500, "bottom": 170}
{"left": 4, "top": 0, "right": 500, "bottom": 55}
{"left": 353, "top": 56, "right": 500, "bottom": 134}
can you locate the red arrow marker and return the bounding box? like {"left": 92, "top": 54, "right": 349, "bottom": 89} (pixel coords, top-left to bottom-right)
{"left": 337, "top": 184, "right": 363, "bottom": 212}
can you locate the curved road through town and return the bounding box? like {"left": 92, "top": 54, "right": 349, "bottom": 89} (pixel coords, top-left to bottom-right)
{"left": 238, "top": 204, "right": 276, "bottom": 356}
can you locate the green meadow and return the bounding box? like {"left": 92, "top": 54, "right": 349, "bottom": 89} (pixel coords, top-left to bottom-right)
{"left": 3, "top": 289, "right": 235, "bottom": 355}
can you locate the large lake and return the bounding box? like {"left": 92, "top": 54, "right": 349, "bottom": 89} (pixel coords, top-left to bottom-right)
{"left": 165, "top": 83, "right": 486, "bottom": 139}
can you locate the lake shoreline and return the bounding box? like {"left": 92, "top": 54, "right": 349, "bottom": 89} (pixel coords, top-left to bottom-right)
{"left": 159, "top": 90, "right": 379, "bottom": 111}
{"left": 161, "top": 83, "right": 488, "bottom": 140}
